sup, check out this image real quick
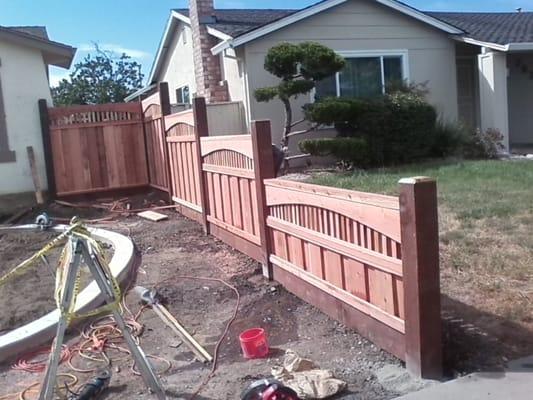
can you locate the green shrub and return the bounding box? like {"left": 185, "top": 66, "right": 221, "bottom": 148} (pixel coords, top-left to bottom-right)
{"left": 463, "top": 128, "right": 505, "bottom": 159}
{"left": 299, "top": 137, "right": 369, "bottom": 166}
{"left": 431, "top": 120, "right": 470, "bottom": 158}
{"left": 305, "top": 92, "right": 438, "bottom": 166}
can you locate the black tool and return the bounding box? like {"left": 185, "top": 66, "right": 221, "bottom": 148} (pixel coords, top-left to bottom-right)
{"left": 68, "top": 369, "right": 111, "bottom": 400}
{"left": 241, "top": 378, "right": 300, "bottom": 400}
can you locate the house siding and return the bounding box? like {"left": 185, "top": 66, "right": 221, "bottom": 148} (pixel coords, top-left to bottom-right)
{"left": 0, "top": 39, "right": 52, "bottom": 195}
{"left": 159, "top": 23, "right": 196, "bottom": 104}
{"left": 243, "top": 0, "right": 459, "bottom": 144}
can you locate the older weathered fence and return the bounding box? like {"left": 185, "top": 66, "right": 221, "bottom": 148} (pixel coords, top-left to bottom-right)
{"left": 39, "top": 84, "right": 441, "bottom": 378}
{"left": 40, "top": 101, "right": 148, "bottom": 196}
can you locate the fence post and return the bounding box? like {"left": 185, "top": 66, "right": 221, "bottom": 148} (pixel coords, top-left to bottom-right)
{"left": 38, "top": 99, "right": 56, "bottom": 199}
{"left": 192, "top": 97, "right": 210, "bottom": 234}
{"left": 251, "top": 120, "right": 276, "bottom": 279}
{"left": 399, "top": 177, "right": 442, "bottom": 379}
{"left": 138, "top": 97, "right": 152, "bottom": 187}
{"left": 158, "top": 82, "right": 173, "bottom": 203}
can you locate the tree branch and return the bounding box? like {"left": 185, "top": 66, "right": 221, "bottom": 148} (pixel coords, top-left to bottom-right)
{"left": 286, "top": 125, "right": 322, "bottom": 138}
{"left": 286, "top": 153, "right": 311, "bottom": 160}
{"left": 289, "top": 118, "right": 306, "bottom": 128}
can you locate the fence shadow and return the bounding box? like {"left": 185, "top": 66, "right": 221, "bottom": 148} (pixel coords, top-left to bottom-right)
{"left": 442, "top": 294, "right": 533, "bottom": 377}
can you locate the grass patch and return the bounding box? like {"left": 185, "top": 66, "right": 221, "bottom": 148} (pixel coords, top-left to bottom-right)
{"left": 308, "top": 159, "right": 533, "bottom": 326}
{"left": 310, "top": 159, "right": 533, "bottom": 222}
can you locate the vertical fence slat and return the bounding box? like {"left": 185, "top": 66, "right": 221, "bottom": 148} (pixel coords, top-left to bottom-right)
{"left": 399, "top": 177, "right": 442, "bottom": 379}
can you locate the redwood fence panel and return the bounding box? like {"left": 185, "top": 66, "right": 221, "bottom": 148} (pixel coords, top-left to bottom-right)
{"left": 43, "top": 102, "right": 148, "bottom": 196}
{"left": 264, "top": 179, "right": 405, "bottom": 353}
{"left": 142, "top": 90, "right": 168, "bottom": 193}
{"left": 164, "top": 107, "right": 204, "bottom": 224}
{"left": 261, "top": 177, "right": 441, "bottom": 378}
{"left": 200, "top": 134, "right": 264, "bottom": 261}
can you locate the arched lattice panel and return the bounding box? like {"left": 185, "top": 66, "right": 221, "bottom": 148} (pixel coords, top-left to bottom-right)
{"left": 269, "top": 204, "right": 401, "bottom": 259}
{"left": 167, "top": 122, "right": 195, "bottom": 137}
{"left": 203, "top": 149, "right": 253, "bottom": 170}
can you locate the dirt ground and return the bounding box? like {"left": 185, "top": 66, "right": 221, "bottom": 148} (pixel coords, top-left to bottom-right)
{"left": 0, "top": 198, "right": 428, "bottom": 400}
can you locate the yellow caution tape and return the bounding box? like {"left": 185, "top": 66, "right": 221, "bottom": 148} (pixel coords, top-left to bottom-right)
{"left": 0, "top": 220, "right": 123, "bottom": 326}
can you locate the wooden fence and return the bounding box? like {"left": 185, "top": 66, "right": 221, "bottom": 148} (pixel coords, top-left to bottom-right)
{"left": 156, "top": 98, "right": 442, "bottom": 378}
{"left": 39, "top": 101, "right": 148, "bottom": 196}
{"left": 38, "top": 86, "right": 442, "bottom": 378}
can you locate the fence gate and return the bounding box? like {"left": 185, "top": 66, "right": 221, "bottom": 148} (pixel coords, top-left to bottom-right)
{"left": 41, "top": 102, "right": 148, "bottom": 197}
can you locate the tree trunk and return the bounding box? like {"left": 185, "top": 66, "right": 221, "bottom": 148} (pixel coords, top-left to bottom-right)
{"left": 281, "top": 97, "right": 292, "bottom": 172}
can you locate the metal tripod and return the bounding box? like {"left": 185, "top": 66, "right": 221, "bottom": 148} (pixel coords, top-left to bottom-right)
{"left": 39, "top": 236, "right": 166, "bottom": 400}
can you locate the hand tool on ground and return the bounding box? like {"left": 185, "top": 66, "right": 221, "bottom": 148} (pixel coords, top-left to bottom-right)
{"left": 135, "top": 286, "right": 213, "bottom": 363}
{"left": 241, "top": 379, "right": 300, "bottom": 400}
{"left": 35, "top": 221, "right": 166, "bottom": 400}
{"left": 67, "top": 369, "right": 111, "bottom": 399}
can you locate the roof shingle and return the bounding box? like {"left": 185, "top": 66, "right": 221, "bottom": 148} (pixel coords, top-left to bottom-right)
{"left": 174, "top": 8, "right": 297, "bottom": 37}
{"left": 428, "top": 12, "right": 533, "bottom": 45}
{"left": 175, "top": 6, "right": 533, "bottom": 46}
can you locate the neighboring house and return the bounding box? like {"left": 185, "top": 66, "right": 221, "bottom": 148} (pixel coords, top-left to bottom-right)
{"left": 0, "top": 26, "right": 75, "bottom": 195}
{"left": 129, "top": 0, "right": 533, "bottom": 153}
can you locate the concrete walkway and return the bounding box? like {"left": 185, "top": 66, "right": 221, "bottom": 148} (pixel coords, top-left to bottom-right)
{"left": 396, "top": 356, "right": 533, "bottom": 399}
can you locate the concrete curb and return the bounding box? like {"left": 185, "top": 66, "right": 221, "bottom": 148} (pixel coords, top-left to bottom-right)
{"left": 0, "top": 225, "right": 136, "bottom": 362}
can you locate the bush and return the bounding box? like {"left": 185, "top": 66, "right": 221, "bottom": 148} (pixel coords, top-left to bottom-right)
{"left": 305, "top": 92, "right": 438, "bottom": 166}
{"left": 463, "top": 128, "right": 505, "bottom": 159}
{"left": 299, "top": 137, "right": 369, "bottom": 166}
{"left": 431, "top": 120, "right": 470, "bottom": 158}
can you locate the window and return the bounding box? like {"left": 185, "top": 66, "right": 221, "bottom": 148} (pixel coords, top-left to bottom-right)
{"left": 176, "top": 85, "right": 190, "bottom": 104}
{"left": 315, "top": 52, "right": 407, "bottom": 100}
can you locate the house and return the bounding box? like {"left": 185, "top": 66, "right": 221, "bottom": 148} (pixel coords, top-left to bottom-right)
{"left": 0, "top": 26, "right": 75, "bottom": 195}
{"left": 128, "top": 0, "right": 533, "bottom": 153}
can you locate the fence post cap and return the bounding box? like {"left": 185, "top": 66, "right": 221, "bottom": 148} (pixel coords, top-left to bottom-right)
{"left": 398, "top": 176, "right": 435, "bottom": 185}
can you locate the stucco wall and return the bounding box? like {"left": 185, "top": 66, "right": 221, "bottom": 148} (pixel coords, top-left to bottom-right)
{"left": 222, "top": 47, "right": 246, "bottom": 104}
{"left": 159, "top": 23, "right": 196, "bottom": 104}
{"left": 508, "top": 53, "right": 533, "bottom": 146}
{"left": 0, "top": 39, "right": 52, "bottom": 195}
{"left": 243, "top": 0, "right": 459, "bottom": 145}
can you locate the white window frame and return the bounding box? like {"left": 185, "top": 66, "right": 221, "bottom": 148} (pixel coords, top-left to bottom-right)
{"left": 313, "top": 49, "right": 410, "bottom": 100}
{"left": 176, "top": 85, "right": 190, "bottom": 104}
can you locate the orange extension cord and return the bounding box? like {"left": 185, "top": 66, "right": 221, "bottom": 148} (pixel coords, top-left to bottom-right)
{"left": 4, "top": 275, "right": 239, "bottom": 400}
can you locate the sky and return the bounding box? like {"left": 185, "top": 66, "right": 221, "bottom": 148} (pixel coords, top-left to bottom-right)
{"left": 2, "top": 0, "right": 532, "bottom": 86}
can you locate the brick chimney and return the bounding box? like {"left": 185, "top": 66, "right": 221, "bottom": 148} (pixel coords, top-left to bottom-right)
{"left": 189, "top": 0, "right": 229, "bottom": 102}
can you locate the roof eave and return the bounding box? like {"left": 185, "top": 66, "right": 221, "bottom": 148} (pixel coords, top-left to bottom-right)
{"left": 212, "top": 0, "right": 463, "bottom": 55}
{"left": 0, "top": 28, "right": 76, "bottom": 69}
{"left": 124, "top": 83, "right": 157, "bottom": 102}
{"left": 454, "top": 36, "right": 509, "bottom": 52}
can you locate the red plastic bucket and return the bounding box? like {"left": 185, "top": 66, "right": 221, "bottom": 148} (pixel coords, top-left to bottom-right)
{"left": 239, "top": 328, "right": 269, "bottom": 358}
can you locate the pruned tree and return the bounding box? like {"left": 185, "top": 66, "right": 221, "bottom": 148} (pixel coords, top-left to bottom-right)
{"left": 254, "top": 42, "right": 345, "bottom": 168}
{"left": 52, "top": 44, "right": 144, "bottom": 106}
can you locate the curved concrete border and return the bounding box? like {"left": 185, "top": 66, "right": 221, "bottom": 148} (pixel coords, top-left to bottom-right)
{"left": 0, "top": 225, "right": 137, "bottom": 362}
